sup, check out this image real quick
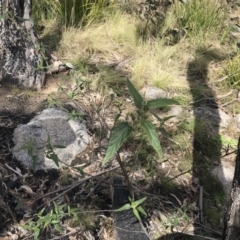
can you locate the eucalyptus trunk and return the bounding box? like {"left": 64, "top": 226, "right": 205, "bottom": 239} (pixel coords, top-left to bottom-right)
{"left": 222, "top": 138, "right": 240, "bottom": 239}
{"left": 0, "top": 0, "right": 45, "bottom": 89}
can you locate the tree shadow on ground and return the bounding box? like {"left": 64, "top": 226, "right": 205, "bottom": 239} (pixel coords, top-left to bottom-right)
{"left": 187, "top": 48, "right": 226, "bottom": 237}
{"left": 153, "top": 47, "right": 227, "bottom": 240}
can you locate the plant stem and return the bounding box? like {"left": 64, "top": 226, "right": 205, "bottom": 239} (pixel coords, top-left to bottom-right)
{"left": 116, "top": 151, "right": 134, "bottom": 199}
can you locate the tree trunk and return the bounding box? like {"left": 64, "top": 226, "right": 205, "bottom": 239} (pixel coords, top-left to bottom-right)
{"left": 0, "top": 0, "right": 45, "bottom": 89}
{"left": 222, "top": 138, "right": 240, "bottom": 239}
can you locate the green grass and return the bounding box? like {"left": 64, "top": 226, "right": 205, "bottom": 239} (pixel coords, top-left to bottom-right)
{"left": 164, "top": 0, "right": 228, "bottom": 41}
{"left": 33, "top": 0, "right": 115, "bottom": 28}
{"left": 33, "top": 0, "right": 61, "bottom": 25}
{"left": 223, "top": 53, "right": 240, "bottom": 88}
{"left": 178, "top": 152, "right": 193, "bottom": 172}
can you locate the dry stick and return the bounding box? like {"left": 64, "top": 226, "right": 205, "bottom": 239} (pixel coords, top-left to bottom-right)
{"left": 220, "top": 150, "right": 237, "bottom": 158}
{"left": 163, "top": 169, "right": 193, "bottom": 183}
{"left": 51, "top": 230, "right": 78, "bottom": 240}
{"left": 212, "top": 70, "right": 240, "bottom": 83}
{"left": 115, "top": 152, "right": 134, "bottom": 199}
{"left": 82, "top": 178, "right": 105, "bottom": 200}
{"left": 34, "top": 166, "right": 120, "bottom": 204}
{"left": 189, "top": 89, "right": 234, "bottom": 105}
{"left": 221, "top": 98, "right": 239, "bottom": 107}
{"left": 194, "top": 222, "right": 222, "bottom": 236}
{"left": 203, "top": 103, "right": 227, "bottom": 112}
{"left": 172, "top": 230, "right": 220, "bottom": 240}
{"left": 199, "top": 186, "right": 204, "bottom": 223}
{"left": 5, "top": 163, "right": 23, "bottom": 177}
{"left": 211, "top": 75, "right": 229, "bottom": 83}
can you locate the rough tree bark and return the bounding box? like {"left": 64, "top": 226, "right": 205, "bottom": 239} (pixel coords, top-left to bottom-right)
{"left": 0, "top": 0, "right": 45, "bottom": 89}
{"left": 222, "top": 138, "right": 240, "bottom": 239}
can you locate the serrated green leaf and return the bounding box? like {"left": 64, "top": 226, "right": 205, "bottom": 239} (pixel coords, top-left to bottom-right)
{"left": 115, "top": 203, "right": 132, "bottom": 212}
{"left": 147, "top": 98, "right": 179, "bottom": 109}
{"left": 131, "top": 197, "right": 147, "bottom": 208}
{"left": 133, "top": 208, "right": 141, "bottom": 220}
{"left": 140, "top": 120, "right": 162, "bottom": 156}
{"left": 137, "top": 206, "right": 147, "bottom": 216}
{"left": 127, "top": 79, "right": 144, "bottom": 109}
{"left": 103, "top": 122, "right": 132, "bottom": 165}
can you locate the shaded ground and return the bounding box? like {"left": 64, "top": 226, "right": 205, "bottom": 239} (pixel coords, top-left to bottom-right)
{"left": 0, "top": 72, "right": 229, "bottom": 240}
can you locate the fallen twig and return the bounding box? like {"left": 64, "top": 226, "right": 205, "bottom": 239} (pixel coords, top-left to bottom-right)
{"left": 194, "top": 222, "right": 222, "bottom": 236}
{"left": 221, "top": 98, "right": 239, "bottom": 107}
{"left": 199, "top": 186, "right": 203, "bottom": 223}
{"left": 51, "top": 229, "right": 79, "bottom": 240}
{"left": 189, "top": 89, "right": 234, "bottom": 105}
{"left": 163, "top": 169, "right": 193, "bottom": 184}
{"left": 5, "top": 163, "right": 23, "bottom": 177}
{"left": 172, "top": 230, "right": 220, "bottom": 240}
{"left": 35, "top": 166, "right": 120, "bottom": 205}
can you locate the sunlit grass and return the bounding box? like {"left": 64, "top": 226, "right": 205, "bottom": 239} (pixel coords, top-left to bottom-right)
{"left": 163, "top": 0, "right": 228, "bottom": 42}
{"left": 223, "top": 53, "right": 240, "bottom": 88}
{"left": 57, "top": 11, "right": 198, "bottom": 90}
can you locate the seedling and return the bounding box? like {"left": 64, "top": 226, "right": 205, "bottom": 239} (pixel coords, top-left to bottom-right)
{"left": 103, "top": 78, "right": 179, "bottom": 165}
{"left": 115, "top": 197, "right": 147, "bottom": 220}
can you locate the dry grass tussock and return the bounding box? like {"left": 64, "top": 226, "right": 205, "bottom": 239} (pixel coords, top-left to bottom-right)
{"left": 57, "top": 11, "right": 212, "bottom": 90}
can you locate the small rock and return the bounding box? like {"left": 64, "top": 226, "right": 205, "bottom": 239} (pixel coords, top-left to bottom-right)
{"left": 235, "top": 114, "right": 240, "bottom": 131}
{"left": 12, "top": 108, "right": 89, "bottom": 170}
{"left": 139, "top": 86, "right": 167, "bottom": 100}
{"left": 167, "top": 105, "right": 183, "bottom": 122}
{"left": 212, "top": 164, "right": 235, "bottom": 197}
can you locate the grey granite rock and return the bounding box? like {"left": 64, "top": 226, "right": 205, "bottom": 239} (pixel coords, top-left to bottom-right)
{"left": 12, "top": 108, "right": 89, "bottom": 170}
{"left": 139, "top": 86, "right": 167, "bottom": 100}
{"left": 212, "top": 163, "right": 235, "bottom": 198}
{"left": 167, "top": 105, "right": 183, "bottom": 122}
